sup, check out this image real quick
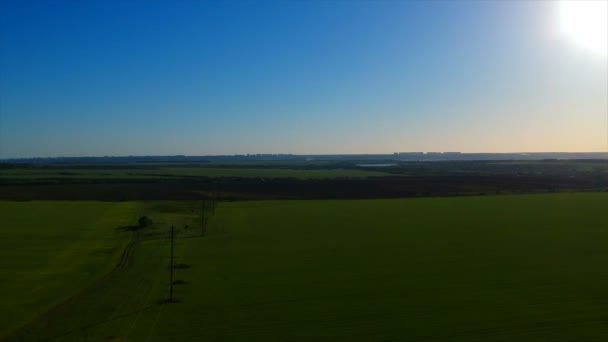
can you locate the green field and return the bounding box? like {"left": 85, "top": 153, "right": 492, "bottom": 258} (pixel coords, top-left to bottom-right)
{"left": 0, "top": 166, "right": 388, "bottom": 182}
{"left": 3, "top": 193, "right": 608, "bottom": 341}
{"left": 0, "top": 201, "right": 139, "bottom": 337}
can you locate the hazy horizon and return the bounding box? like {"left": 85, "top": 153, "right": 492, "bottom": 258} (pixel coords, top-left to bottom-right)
{"left": 1, "top": 0, "right": 607, "bottom": 158}
{"left": 4, "top": 151, "right": 608, "bottom": 161}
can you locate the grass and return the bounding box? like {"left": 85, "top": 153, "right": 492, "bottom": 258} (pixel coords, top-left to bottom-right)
{"left": 158, "top": 193, "right": 608, "bottom": 341}
{"left": 0, "top": 201, "right": 139, "bottom": 337}
{"left": 4, "top": 193, "right": 608, "bottom": 341}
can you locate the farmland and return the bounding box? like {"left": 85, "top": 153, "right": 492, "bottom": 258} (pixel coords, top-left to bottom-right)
{"left": 2, "top": 0, "right": 607, "bottom": 340}
{"left": 3, "top": 193, "right": 608, "bottom": 341}
{"left": 0, "top": 201, "right": 139, "bottom": 337}
{"left": 0, "top": 164, "right": 389, "bottom": 182}
{"left": 1, "top": 160, "right": 607, "bottom": 201}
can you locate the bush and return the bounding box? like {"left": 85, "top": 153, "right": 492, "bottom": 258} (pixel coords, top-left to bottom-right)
{"left": 138, "top": 216, "right": 152, "bottom": 228}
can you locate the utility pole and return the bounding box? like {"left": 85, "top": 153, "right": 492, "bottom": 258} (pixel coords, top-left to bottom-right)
{"left": 169, "top": 225, "right": 175, "bottom": 302}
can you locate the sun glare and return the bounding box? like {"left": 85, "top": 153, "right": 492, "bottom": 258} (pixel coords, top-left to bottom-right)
{"left": 559, "top": 0, "right": 608, "bottom": 55}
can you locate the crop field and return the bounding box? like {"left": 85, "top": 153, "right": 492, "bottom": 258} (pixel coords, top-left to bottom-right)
{"left": 2, "top": 160, "right": 606, "bottom": 202}
{"left": 0, "top": 201, "right": 139, "bottom": 337}
{"left": 3, "top": 193, "right": 608, "bottom": 341}
{"left": 0, "top": 166, "right": 388, "bottom": 182}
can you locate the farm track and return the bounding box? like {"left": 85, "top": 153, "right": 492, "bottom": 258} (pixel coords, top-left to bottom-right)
{"left": 115, "top": 237, "right": 137, "bottom": 271}
{"left": 2, "top": 231, "right": 142, "bottom": 342}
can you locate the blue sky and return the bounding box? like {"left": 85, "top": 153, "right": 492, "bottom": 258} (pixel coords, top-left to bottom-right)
{"left": 1, "top": 0, "right": 606, "bottom": 158}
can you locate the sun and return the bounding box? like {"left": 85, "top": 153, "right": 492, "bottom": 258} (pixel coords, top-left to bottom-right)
{"left": 559, "top": 0, "right": 608, "bottom": 55}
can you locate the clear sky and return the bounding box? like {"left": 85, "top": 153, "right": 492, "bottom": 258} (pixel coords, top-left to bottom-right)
{"left": 1, "top": 0, "right": 606, "bottom": 158}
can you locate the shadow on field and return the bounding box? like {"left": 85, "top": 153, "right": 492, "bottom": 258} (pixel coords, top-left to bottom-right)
{"left": 173, "top": 263, "right": 191, "bottom": 269}
{"left": 115, "top": 225, "right": 141, "bottom": 232}
{"left": 158, "top": 298, "right": 182, "bottom": 304}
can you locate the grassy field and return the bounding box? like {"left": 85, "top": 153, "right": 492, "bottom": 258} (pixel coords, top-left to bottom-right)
{"left": 0, "top": 166, "right": 388, "bottom": 182}
{"left": 0, "top": 201, "right": 139, "bottom": 337}
{"left": 3, "top": 193, "right": 608, "bottom": 341}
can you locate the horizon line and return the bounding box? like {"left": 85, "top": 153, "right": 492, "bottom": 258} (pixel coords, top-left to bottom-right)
{"left": 2, "top": 151, "right": 608, "bottom": 161}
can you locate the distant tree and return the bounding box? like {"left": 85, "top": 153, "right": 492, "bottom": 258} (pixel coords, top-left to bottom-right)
{"left": 138, "top": 216, "right": 152, "bottom": 229}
